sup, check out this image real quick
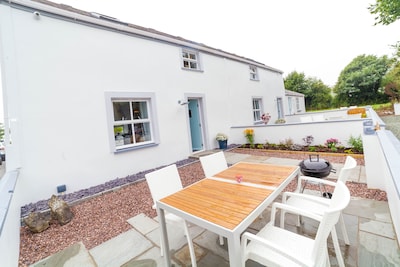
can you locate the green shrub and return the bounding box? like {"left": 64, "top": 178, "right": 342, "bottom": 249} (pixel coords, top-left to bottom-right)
{"left": 348, "top": 135, "right": 363, "bottom": 153}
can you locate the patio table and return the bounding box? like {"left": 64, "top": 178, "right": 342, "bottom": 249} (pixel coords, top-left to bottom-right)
{"left": 156, "top": 162, "right": 299, "bottom": 267}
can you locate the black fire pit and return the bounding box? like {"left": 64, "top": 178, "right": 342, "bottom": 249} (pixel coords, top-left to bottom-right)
{"left": 299, "top": 155, "right": 332, "bottom": 178}
{"left": 299, "top": 155, "right": 335, "bottom": 198}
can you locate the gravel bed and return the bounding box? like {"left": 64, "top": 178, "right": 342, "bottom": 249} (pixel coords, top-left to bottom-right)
{"left": 19, "top": 150, "right": 386, "bottom": 267}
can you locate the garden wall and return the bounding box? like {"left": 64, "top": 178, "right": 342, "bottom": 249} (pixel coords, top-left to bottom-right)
{"left": 230, "top": 119, "right": 366, "bottom": 147}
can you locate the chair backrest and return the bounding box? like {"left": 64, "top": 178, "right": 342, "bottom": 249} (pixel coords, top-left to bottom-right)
{"left": 145, "top": 164, "right": 183, "bottom": 204}
{"left": 199, "top": 151, "right": 228, "bottom": 177}
{"left": 311, "top": 181, "right": 350, "bottom": 265}
{"left": 337, "top": 156, "right": 357, "bottom": 183}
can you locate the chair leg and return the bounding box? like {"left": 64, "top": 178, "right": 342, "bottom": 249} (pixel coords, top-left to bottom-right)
{"left": 339, "top": 213, "right": 350, "bottom": 245}
{"left": 159, "top": 235, "right": 164, "bottom": 256}
{"left": 183, "top": 221, "right": 197, "bottom": 267}
{"left": 331, "top": 226, "right": 345, "bottom": 267}
{"left": 219, "top": 235, "right": 224, "bottom": 245}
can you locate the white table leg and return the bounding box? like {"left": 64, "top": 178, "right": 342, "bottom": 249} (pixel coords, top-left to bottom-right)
{"left": 157, "top": 207, "right": 171, "bottom": 266}
{"left": 227, "top": 233, "right": 241, "bottom": 267}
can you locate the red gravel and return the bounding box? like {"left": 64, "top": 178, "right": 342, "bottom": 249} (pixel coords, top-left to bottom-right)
{"left": 18, "top": 150, "right": 385, "bottom": 267}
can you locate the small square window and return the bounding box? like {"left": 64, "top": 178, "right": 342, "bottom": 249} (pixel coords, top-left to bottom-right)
{"left": 182, "top": 49, "right": 200, "bottom": 70}
{"left": 249, "top": 65, "right": 259, "bottom": 81}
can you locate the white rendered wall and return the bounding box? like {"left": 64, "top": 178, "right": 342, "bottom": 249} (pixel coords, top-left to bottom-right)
{"left": 0, "top": 5, "right": 285, "bottom": 205}
{"left": 229, "top": 119, "right": 365, "bottom": 147}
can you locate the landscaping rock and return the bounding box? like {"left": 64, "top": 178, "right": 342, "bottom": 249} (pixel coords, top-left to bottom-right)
{"left": 48, "top": 195, "right": 74, "bottom": 225}
{"left": 24, "top": 212, "right": 50, "bottom": 233}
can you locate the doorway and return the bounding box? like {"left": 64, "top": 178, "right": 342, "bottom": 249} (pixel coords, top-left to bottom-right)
{"left": 188, "top": 98, "right": 204, "bottom": 152}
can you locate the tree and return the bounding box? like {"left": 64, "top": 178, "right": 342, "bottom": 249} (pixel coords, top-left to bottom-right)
{"left": 307, "top": 78, "right": 333, "bottom": 110}
{"left": 334, "top": 55, "right": 391, "bottom": 106}
{"left": 382, "top": 45, "right": 400, "bottom": 102}
{"left": 284, "top": 71, "right": 332, "bottom": 110}
{"left": 369, "top": 0, "right": 400, "bottom": 25}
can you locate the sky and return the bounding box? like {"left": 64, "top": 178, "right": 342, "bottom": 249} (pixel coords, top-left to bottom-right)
{"left": 1, "top": 0, "right": 400, "bottom": 122}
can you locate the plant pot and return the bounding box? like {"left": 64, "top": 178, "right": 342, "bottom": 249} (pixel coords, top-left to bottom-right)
{"left": 218, "top": 140, "right": 228, "bottom": 149}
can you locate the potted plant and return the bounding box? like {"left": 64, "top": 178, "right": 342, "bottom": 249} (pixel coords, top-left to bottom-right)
{"left": 261, "top": 113, "right": 271, "bottom": 124}
{"left": 216, "top": 133, "right": 228, "bottom": 149}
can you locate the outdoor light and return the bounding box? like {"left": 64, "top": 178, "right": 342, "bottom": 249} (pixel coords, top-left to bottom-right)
{"left": 178, "top": 100, "right": 188, "bottom": 105}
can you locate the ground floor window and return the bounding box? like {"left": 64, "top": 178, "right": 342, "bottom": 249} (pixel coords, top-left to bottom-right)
{"left": 252, "top": 97, "right": 263, "bottom": 123}
{"left": 105, "top": 92, "right": 158, "bottom": 152}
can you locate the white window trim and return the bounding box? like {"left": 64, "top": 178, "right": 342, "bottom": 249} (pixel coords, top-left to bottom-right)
{"left": 105, "top": 92, "right": 159, "bottom": 153}
{"left": 252, "top": 97, "right": 263, "bottom": 124}
{"left": 181, "top": 48, "right": 202, "bottom": 71}
{"left": 249, "top": 65, "right": 259, "bottom": 81}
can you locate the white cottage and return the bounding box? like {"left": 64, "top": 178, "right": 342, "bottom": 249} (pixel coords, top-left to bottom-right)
{"left": 0, "top": 0, "right": 286, "bottom": 205}
{"left": 285, "top": 89, "right": 306, "bottom": 115}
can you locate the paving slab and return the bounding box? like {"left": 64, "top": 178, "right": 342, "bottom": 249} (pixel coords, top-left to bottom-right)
{"left": 90, "top": 229, "right": 152, "bottom": 267}
{"left": 127, "top": 213, "right": 159, "bottom": 235}
{"left": 223, "top": 152, "right": 252, "bottom": 164}
{"left": 359, "top": 217, "right": 397, "bottom": 239}
{"left": 146, "top": 217, "right": 205, "bottom": 254}
{"left": 193, "top": 229, "right": 229, "bottom": 261}
{"left": 31, "top": 242, "right": 97, "bottom": 267}
{"left": 174, "top": 243, "right": 206, "bottom": 266}
{"left": 359, "top": 231, "right": 400, "bottom": 266}
{"left": 131, "top": 247, "right": 181, "bottom": 267}
{"left": 344, "top": 198, "right": 391, "bottom": 223}
{"left": 263, "top": 157, "right": 301, "bottom": 166}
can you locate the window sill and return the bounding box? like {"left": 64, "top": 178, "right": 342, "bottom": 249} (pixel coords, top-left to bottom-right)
{"left": 181, "top": 67, "right": 204, "bottom": 73}
{"left": 114, "top": 142, "right": 158, "bottom": 154}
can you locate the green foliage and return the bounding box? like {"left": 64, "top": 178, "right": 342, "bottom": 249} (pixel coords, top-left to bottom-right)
{"left": 369, "top": 0, "right": 400, "bottom": 25}
{"left": 333, "top": 54, "right": 391, "bottom": 106}
{"left": 382, "top": 46, "right": 400, "bottom": 102}
{"left": 0, "top": 123, "right": 3, "bottom": 141}
{"left": 308, "top": 146, "right": 316, "bottom": 152}
{"left": 284, "top": 71, "right": 332, "bottom": 110}
{"left": 256, "top": 144, "right": 264, "bottom": 149}
{"left": 348, "top": 135, "right": 364, "bottom": 153}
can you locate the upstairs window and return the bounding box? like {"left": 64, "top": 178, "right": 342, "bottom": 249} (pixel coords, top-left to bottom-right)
{"left": 249, "top": 65, "right": 259, "bottom": 80}
{"left": 182, "top": 49, "right": 200, "bottom": 70}
{"left": 252, "top": 98, "right": 263, "bottom": 123}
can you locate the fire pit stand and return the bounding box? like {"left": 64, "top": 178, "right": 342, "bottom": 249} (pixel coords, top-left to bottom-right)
{"left": 299, "top": 155, "right": 336, "bottom": 198}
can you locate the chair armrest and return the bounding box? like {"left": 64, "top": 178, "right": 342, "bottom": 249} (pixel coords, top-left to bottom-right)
{"left": 241, "top": 232, "right": 307, "bottom": 266}
{"left": 282, "top": 191, "right": 330, "bottom": 206}
{"left": 271, "top": 202, "right": 323, "bottom": 223}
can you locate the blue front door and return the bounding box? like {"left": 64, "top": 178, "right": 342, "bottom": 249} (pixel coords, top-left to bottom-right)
{"left": 188, "top": 99, "right": 203, "bottom": 151}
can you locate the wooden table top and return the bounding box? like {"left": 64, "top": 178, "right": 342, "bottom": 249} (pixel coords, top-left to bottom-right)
{"left": 214, "top": 162, "right": 298, "bottom": 188}
{"left": 160, "top": 178, "right": 272, "bottom": 230}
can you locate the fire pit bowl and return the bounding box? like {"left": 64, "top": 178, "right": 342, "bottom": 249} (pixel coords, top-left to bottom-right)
{"left": 299, "top": 155, "right": 332, "bottom": 178}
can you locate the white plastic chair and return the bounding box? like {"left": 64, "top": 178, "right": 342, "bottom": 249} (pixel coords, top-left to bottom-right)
{"left": 282, "top": 156, "right": 357, "bottom": 267}
{"left": 199, "top": 151, "right": 228, "bottom": 245}
{"left": 241, "top": 181, "right": 350, "bottom": 267}
{"left": 199, "top": 151, "right": 228, "bottom": 178}
{"left": 145, "top": 164, "right": 197, "bottom": 267}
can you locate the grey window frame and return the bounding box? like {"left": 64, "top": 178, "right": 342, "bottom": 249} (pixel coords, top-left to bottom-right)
{"left": 105, "top": 92, "right": 159, "bottom": 153}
